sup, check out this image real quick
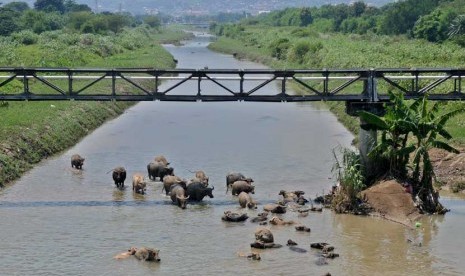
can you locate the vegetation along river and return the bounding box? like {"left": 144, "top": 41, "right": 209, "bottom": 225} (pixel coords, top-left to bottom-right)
{"left": 1, "top": 32, "right": 465, "bottom": 276}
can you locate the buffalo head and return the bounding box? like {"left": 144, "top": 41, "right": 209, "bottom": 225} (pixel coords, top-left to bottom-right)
{"left": 177, "top": 195, "right": 190, "bottom": 209}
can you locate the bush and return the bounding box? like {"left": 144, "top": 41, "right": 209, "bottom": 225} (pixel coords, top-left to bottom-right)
{"left": 287, "top": 40, "right": 322, "bottom": 64}
{"left": 268, "top": 38, "right": 290, "bottom": 60}
{"left": 12, "top": 30, "right": 39, "bottom": 45}
{"left": 331, "top": 146, "right": 366, "bottom": 213}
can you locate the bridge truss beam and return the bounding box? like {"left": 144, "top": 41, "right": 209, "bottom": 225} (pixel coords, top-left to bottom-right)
{"left": 0, "top": 67, "right": 465, "bottom": 102}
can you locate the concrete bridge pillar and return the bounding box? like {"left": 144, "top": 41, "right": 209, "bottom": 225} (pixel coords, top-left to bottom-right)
{"left": 359, "top": 118, "right": 377, "bottom": 178}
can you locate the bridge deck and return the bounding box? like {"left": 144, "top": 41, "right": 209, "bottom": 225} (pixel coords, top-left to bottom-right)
{"left": 0, "top": 67, "right": 464, "bottom": 102}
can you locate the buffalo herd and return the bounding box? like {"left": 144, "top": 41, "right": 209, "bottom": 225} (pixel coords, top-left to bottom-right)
{"left": 71, "top": 153, "right": 338, "bottom": 269}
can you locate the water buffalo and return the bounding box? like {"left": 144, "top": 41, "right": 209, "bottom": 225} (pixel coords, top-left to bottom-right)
{"left": 226, "top": 172, "right": 252, "bottom": 193}
{"left": 190, "top": 170, "right": 209, "bottom": 186}
{"left": 251, "top": 228, "right": 282, "bottom": 249}
{"left": 263, "top": 203, "right": 286, "bottom": 214}
{"left": 71, "top": 154, "right": 85, "bottom": 169}
{"left": 269, "top": 216, "right": 295, "bottom": 225}
{"left": 237, "top": 252, "right": 261, "bottom": 261}
{"left": 147, "top": 161, "right": 174, "bottom": 181}
{"left": 222, "top": 210, "right": 248, "bottom": 222}
{"left": 238, "top": 192, "right": 257, "bottom": 209}
{"left": 113, "top": 247, "right": 138, "bottom": 259}
{"left": 231, "top": 180, "right": 255, "bottom": 196}
{"left": 154, "top": 155, "right": 170, "bottom": 166}
{"left": 134, "top": 247, "right": 161, "bottom": 262}
{"left": 186, "top": 182, "right": 214, "bottom": 201}
{"left": 132, "top": 173, "right": 147, "bottom": 194}
{"left": 251, "top": 212, "right": 268, "bottom": 223}
{"left": 112, "top": 166, "right": 127, "bottom": 189}
{"left": 162, "top": 175, "right": 187, "bottom": 195}
{"left": 170, "top": 184, "right": 189, "bottom": 209}
{"left": 255, "top": 228, "right": 274, "bottom": 243}
{"left": 279, "top": 190, "right": 306, "bottom": 203}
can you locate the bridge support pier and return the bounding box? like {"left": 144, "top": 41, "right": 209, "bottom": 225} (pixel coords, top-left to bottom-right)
{"left": 346, "top": 101, "right": 386, "bottom": 179}
{"left": 359, "top": 118, "right": 377, "bottom": 179}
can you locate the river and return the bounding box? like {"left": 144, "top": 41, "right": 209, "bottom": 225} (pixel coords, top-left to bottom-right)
{"left": 1, "top": 32, "right": 465, "bottom": 276}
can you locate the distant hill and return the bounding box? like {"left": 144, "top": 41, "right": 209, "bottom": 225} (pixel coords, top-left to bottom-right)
{"left": 1, "top": 0, "right": 395, "bottom": 15}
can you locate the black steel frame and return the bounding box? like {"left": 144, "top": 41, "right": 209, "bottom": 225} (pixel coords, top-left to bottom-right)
{"left": 0, "top": 67, "right": 464, "bottom": 102}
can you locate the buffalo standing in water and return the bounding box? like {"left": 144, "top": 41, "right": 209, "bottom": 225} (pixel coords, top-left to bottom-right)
{"left": 71, "top": 154, "right": 85, "bottom": 169}
{"left": 226, "top": 172, "right": 247, "bottom": 192}
{"left": 238, "top": 192, "right": 257, "bottom": 209}
{"left": 132, "top": 173, "right": 147, "bottom": 194}
{"left": 186, "top": 182, "right": 214, "bottom": 201}
{"left": 170, "top": 184, "right": 189, "bottom": 209}
{"left": 112, "top": 166, "right": 127, "bottom": 189}
{"left": 147, "top": 161, "right": 174, "bottom": 181}
{"left": 162, "top": 175, "right": 187, "bottom": 195}
{"left": 190, "top": 170, "right": 209, "bottom": 186}
{"left": 231, "top": 180, "right": 255, "bottom": 196}
{"left": 154, "top": 155, "right": 170, "bottom": 166}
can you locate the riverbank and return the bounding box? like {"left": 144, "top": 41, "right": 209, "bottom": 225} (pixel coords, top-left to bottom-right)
{"left": 208, "top": 31, "right": 465, "bottom": 225}
{"left": 208, "top": 34, "right": 465, "bottom": 192}
{"left": 0, "top": 27, "right": 191, "bottom": 187}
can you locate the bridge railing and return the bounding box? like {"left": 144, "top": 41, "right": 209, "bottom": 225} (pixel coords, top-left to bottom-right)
{"left": 0, "top": 67, "right": 464, "bottom": 102}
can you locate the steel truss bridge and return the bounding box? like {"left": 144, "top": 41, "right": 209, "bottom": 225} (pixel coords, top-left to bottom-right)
{"left": 1, "top": 68, "right": 465, "bottom": 112}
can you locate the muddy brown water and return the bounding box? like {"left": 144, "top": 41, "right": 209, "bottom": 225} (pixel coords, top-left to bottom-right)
{"left": 1, "top": 33, "right": 465, "bottom": 276}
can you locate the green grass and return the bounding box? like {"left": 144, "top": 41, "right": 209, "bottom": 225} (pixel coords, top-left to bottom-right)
{"left": 0, "top": 27, "right": 191, "bottom": 186}
{"left": 209, "top": 26, "right": 465, "bottom": 147}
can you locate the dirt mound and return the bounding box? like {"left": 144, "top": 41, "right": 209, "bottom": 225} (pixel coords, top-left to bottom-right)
{"left": 361, "top": 180, "right": 422, "bottom": 227}
{"left": 430, "top": 148, "right": 465, "bottom": 192}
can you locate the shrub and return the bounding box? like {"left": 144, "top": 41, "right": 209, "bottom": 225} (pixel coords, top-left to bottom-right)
{"left": 268, "top": 38, "right": 290, "bottom": 60}
{"left": 12, "top": 30, "right": 39, "bottom": 45}
{"left": 287, "top": 40, "right": 323, "bottom": 64}
{"left": 331, "top": 146, "right": 366, "bottom": 213}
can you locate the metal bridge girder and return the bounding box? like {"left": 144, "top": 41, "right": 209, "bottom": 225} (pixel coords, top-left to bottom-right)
{"left": 0, "top": 67, "right": 464, "bottom": 102}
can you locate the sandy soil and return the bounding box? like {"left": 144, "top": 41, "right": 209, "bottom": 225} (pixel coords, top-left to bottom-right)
{"left": 360, "top": 148, "right": 465, "bottom": 227}
{"left": 361, "top": 180, "right": 422, "bottom": 228}
{"left": 430, "top": 147, "right": 465, "bottom": 192}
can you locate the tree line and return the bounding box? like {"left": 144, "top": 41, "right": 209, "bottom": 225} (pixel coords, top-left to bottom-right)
{"left": 211, "top": 0, "right": 465, "bottom": 46}
{"left": 0, "top": 0, "right": 162, "bottom": 37}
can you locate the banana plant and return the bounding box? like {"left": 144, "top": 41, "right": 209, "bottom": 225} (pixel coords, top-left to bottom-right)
{"left": 408, "top": 96, "right": 465, "bottom": 213}
{"left": 358, "top": 91, "right": 416, "bottom": 179}
{"left": 359, "top": 91, "right": 465, "bottom": 213}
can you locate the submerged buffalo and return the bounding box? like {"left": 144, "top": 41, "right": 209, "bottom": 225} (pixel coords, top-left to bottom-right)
{"left": 113, "top": 247, "right": 160, "bottom": 262}
{"left": 251, "top": 228, "right": 282, "bottom": 249}
{"left": 186, "top": 182, "right": 214, "bottom": 201}
{"left": 134, "top": 247, "right": 161, "bottom": 262}
{"left": 147, "top": 161, "right": 174, "bottom": 181}
{"left": 112, "top": 166, "right": 127, "bottom": 189}
{"left": 222, "top": 210, "right": 248, "bottom": 222}
{"left": 170, "top": 184, "right": 189, "bottom": 209}
{"left": 71, "top": 154, "right": 85, "bottom": 169}
{"left": 263, "top": 203, "right": 286, "bottom": 214}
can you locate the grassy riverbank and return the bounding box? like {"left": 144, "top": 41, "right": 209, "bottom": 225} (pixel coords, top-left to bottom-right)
{"left": 208, "top": 28, "right": 465, "bottom": 145}
{"left": 0, "top": 27, "right": 191, "bottom": 186}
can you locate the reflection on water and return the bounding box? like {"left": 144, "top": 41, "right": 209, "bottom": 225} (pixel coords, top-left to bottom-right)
{"left": 1, "top": 32, "right": 465, "bottom": 276}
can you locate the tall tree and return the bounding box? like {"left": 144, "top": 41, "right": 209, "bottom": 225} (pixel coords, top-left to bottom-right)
{"left": 34, "top": 0, "right": 65, "bottom": 14}
{"left": 3, "top": 1, "right": 30, "bottom": 12}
